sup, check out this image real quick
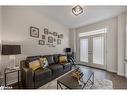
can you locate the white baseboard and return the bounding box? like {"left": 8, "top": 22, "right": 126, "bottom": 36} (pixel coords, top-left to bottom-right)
{"left": 125, "top": 63, "right": 127, "bottom": 78}
{"left": 117, "top": 72, "right": 125, "bottom": 77}
{"left": 107, "top": 69, "right": 117, "bottom": 73}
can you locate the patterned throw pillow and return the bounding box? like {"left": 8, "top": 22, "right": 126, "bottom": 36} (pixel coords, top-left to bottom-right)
{"left": 39, "top": 57, "right": 49, "bottom": 68}
{"left": 59, "top": 55, "right": 68, "bottom": 63}
{"left": 29, "top": 60, "right": 41, "bottom": 71}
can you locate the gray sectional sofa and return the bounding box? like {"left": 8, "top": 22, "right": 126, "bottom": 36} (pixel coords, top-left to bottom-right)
{"left": 20, "top": 54, "right": 72, "bottom": 89}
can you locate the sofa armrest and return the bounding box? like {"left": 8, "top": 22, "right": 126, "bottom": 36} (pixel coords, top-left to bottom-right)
{"left": 20, "top": 60, "right": 34, "bottom": 89}
{"left": 68, "top": 59, "right": 73, "bottom": 64}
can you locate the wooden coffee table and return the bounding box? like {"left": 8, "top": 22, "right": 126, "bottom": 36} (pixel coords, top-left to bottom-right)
{"left": 57, "top": 68, "right": 94, "bottom": 89}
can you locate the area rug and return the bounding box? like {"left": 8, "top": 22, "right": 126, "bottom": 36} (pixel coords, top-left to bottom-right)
{"left": 39, "top": 77, "right": 113, "bottom": 89}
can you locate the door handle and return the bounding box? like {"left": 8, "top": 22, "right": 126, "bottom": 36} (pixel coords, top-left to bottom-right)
{"left": 88, "top": 51, "right": 93, "bottom": 54}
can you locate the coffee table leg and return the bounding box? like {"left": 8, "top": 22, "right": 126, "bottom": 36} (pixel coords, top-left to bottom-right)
{"left": 57, "top": 81, "right": 63, "bottom": 89}
{"left": 59, "top": 83, "right": 63, "bottom": 89}
{"left": 93, "top": 73, "right": 94, "bottom": 85}
{"left": 18, "top": 70, "right": 20, "bottom": 88}
{"left": 57, "top": 81, "right": 58, "bottom": 89}
{"left": 4, "top": 73, "right": 6, "bottom": 86}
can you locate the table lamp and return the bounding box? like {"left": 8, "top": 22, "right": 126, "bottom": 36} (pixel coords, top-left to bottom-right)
{"left": 2, "top": 44, "right": 21, "bottom": 68}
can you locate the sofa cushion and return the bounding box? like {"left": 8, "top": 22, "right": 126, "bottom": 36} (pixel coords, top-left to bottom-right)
{"left": 39, "top": 57, "right": 49, "bottom": 68}
{"left": 29, "top": 60, "right": 41, "bottom": 71}
{"left": 54, "top": 54, "right": 59, "bottom": 63}
{"left": 59, "top": 55, "right": 68, "bottom": 63}
{"left": 60, "top": 62, "right": 71, "bottom": 69}
{"left": 46, "top": 55, "right": 55, "bottom": 65}
{"left": 48, "top": 64, "right": 63, "bottom": 74}
{"left": 34, "top": 68, "right": 51, "bottom": 82}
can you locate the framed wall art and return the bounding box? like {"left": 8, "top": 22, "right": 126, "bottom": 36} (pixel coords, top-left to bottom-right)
{"left": 54, "top": 38, "right": 56, "bottom": 42}
{"left": 53, "top": 32, "right": 57, "bottom": 36}
{"left": 44, "top": 28, "right": 48, "bottom": 34}
{"left": 48, "top": 36, "right": 53, "bottom": 43}
{"left": 42, "top": 35, "right": 46, "bottom": 39}
{"left": 59, "top": 34, "right": 63, "bottom": 38}
{"left": 39, "top": 40, "right": 45, "bottom": 45}
{"left": 57, "top": 39, "right": 61, "bottom": 45}
{"left": 49, "top": 32, "right": 53, "bottom": 35}
{"left": 58, "top": 35, "right": 60, "bottom": 38}
{"left": 30, "top": 26, "right": 39, "bottom": 38}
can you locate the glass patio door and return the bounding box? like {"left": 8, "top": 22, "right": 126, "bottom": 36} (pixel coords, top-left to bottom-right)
{"left": 80, "top": 37, "right": 89, "bottom": 63}
{"left": 93, "top": 35, "right": 104, "bottom": 65}
{"left": 79, "top": 33, "right": 106, "bottom": 69}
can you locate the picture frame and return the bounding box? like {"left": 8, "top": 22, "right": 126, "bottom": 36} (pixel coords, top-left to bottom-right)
{"left": 30, "top": 26, "right": 39, "bottom": 38}
{"left": 54, "top": 38, "right": 56, "bottom": 42}
{"left": 59, "top": 34, "right": 63, "bottom": 38}
{"left": 42, "top": 35, "right": 46, "bottom": 39}
{"left": 39, "top": 40, "right": 45, "bottom": 45}
{"left": 44, "top": 28, "right": 48, "bottom": 34}
{"left": 49, "top": 32, "right": 53, "bottom": 35}
{"left": 57, "top": 39, "right": 61, "bottom": 45}
{"left": 48, "top": 36, "right": 53, "bottom": 43}
{"left": 53, "top": 32, "right": 57, "bottom": 36}
{"left": 58, "top": 35, "right": 60, "bottom": 38}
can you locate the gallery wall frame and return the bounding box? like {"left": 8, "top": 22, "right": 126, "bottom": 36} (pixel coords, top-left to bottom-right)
{"left": 30, "top": 26, "right": 39, "bottom": 38}
{"left": 54, "top": 38, "right": 56, "bottom": 42}
{"left": 53, "top": 32, "right": 57, "bottom": 36}
{"left": 49, "top": 32, "right": 53, "bottom": 35}
{"left": 59, "top": 34, "right": 63, "bottom": 38}
{"left": 57, "top": 39, "right": 61, "bottom": 45}
{"left": 30, "top": 26, "right": 63, "bottom": 47}
{"left": 48, "top": 36, "right": 53, "bottom": 43}
{"left": 44, "top": 28, "right": 48, "bottom": 34}
{"left": 39, "top": 40, "right": 45, "bottom": 45}
{"left": 42, "top": 35, "right": 46, "bottom": 39}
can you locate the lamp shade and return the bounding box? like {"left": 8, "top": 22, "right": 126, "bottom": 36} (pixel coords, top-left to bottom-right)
{"left": 2, "top": 45, "right": 21, "bottom": 55}
{"left": 65, "top": 48, "right": 71, "bottom": 52}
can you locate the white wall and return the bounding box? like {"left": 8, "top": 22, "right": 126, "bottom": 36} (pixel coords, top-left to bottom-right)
{"left": 1, "top": 6, "right": 69, "bottom": 84}
{"left": 69, "top": 29, "right": 76, "bottom": 52}
{"left": 117, "top": 13, "right": 126, "bottom": 76}
{"left": 125, "top": 13, "right": 127, "bottom": 78}
{"left": 75, "top": 17, "right": 118, "bottom": 73}
{"left": 0, "top": 7, "right": 2, "bottom": 76}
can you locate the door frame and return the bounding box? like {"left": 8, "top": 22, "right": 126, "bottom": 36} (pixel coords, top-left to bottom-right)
{"left": 79, "top": 33, "right": 107, "bottom": 70}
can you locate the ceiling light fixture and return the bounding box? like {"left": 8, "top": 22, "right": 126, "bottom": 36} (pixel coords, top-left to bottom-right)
{"left": 72, "top": 5, "right": 83, "bottom": 16}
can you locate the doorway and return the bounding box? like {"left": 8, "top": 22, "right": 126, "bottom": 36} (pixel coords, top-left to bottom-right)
{"left": 79, "top": 29, "right": 106, "bottom": 69}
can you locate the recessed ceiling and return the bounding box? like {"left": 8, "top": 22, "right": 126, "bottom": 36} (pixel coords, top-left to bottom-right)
{"left": 29, "top": 6, "right": 127, "bottom": 28}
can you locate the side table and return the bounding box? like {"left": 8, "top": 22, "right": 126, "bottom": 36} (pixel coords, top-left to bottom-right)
{"left": 0, "top": 76, "right": 3, "bottom": 86}
{"left": 4, "top": 67, "right": 20, "bottom": 88}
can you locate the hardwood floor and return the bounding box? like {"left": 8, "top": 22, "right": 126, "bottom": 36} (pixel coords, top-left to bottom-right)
{"left": 79, "top": 65, "right": 127, "bottom": 89}
{"left": 11, "top": 65, "right": 127, "bottom": 89}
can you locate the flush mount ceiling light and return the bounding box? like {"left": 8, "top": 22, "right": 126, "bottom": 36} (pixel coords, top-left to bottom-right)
{"left": 72, "top": 5, "right": 83, "bottom": 16}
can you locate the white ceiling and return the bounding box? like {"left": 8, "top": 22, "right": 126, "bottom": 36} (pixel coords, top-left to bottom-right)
{"left": 30, "top": 6, "right": 127, "bottom": 28}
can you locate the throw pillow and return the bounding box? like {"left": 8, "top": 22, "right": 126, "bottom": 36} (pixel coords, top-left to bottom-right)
{"left": 29, "top": 60, "right": 41, "bottom": 71}
{"left": 39, "top": 57, "right": 49, "bottom": 68}
{"left": 59, "top": 55, "right": 68, "bottom": 63}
